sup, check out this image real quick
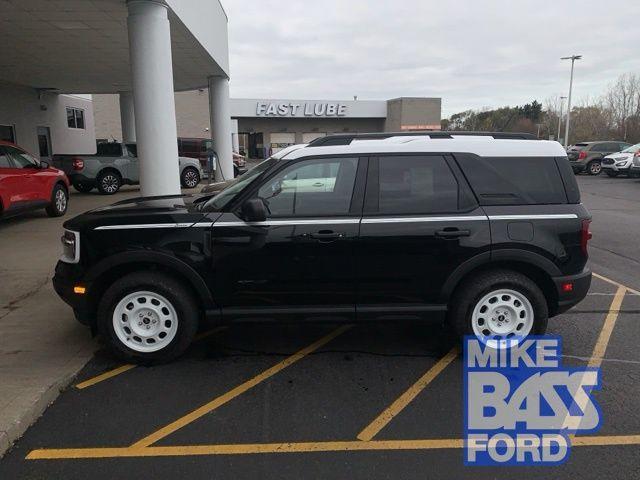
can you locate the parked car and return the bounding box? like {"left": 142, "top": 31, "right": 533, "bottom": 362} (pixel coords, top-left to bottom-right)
{"left": 53, "top": 132, "right": 591, "bottom": 362}
{"left": 601, "top": 143, "right": 640, "bottom": 177}
{"left": 0, "top": 141, "right": 69, "bottom": 218}
{"left": 567, "top": 141, "right": 632, "bottom": 175}
{"left": 629, "top": 149, "right": 640, "bottom": 177}
{"left": 200, "top": 144, "right": 307, "bottom": 195}
{"left": 177, "top": 137, "right": 247, "bottom": 177}
{"left": 52, "top": 142, "right": 203, "bottom": 194}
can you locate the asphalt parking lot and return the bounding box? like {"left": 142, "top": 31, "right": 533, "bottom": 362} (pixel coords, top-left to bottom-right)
{"left": 1, "top": 175, "right": 640, "bottom": 479}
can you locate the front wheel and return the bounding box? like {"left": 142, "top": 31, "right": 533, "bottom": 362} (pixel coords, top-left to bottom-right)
{"left": 587, "top": 161, "right": 602, "bottom": 175}
{"left": 449, "top": 270, "right": 548, "bottom": 344}
{"left": 605, "top": 171, "right": 619, "bottom": 178}
{"left": 97, "top": 272, "right": 199, "bottom": 363}
{"left": 180, "top": 167, "right": 201, "bottom": 188}
{"left": 45, "top": 184, "right": 68, "bottom": 217}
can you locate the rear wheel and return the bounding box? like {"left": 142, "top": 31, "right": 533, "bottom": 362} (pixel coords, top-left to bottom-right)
{"left": 97, "top": 170, "right": 122, "bottom": 194}
{"left": 180, "top": 167, "right": 200, "bottom": 188}
{"left": 97, "top": 272, "right": 199, "bottom": 363}
{"left": 45, "top": 183, "right": 68, "bottom": 217}
{"left": 73, "top": 181, "right": 94, "bottom": 192}
{"left": 587, "top": 160, "right": 602, "bottom": 175}
{"left": 449, "top": 270, "right": 548, "bottom": 344}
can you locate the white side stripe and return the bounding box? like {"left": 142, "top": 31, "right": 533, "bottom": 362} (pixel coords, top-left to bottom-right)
{"left": 213, "top": 218, "right": 360, "bottom": 227}
{"left": 95, "top": 223, "right": 197, "bottom": 230}
{"left": 487, "top": 214, "right": 578, "bottom": 220}
{"left": 93, "top": 213, "right": 579, "bottom": 230}
{"left": 361, "top": 215, "right": 486, "bottom": 224}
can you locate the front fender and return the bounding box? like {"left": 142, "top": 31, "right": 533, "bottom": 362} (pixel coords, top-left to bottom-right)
{"left": 84, "top": 250, "right": 216, "bottom": 310}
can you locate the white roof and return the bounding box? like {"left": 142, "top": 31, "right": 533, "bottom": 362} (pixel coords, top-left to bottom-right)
{"left": 284, "top": 138, "right": 567, "bottom": 159}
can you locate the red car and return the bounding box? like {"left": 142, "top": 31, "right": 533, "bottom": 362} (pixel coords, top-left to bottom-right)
{"left": 0, "top": 141, "right": 70, "bottom": 218}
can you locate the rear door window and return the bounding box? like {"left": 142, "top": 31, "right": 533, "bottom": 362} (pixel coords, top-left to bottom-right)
{"left": 96, "top": 143, "right": 123, "bottom": 156}
{"left": 456, "top": 155, "right": 567, "bottom": 205}
{"left": 377, "top": 155, "right": 461, "bottom": 214}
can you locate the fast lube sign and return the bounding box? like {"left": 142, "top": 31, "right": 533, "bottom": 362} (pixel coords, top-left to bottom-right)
{"left": 256, "top": 101, "right": 348, "bottom": 117}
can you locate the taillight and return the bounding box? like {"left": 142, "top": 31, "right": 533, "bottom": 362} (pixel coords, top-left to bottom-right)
{"left": 72, "top": 157, "right": 84, "bottom": 170}
{"left": 578, "top": 151, "right": 587, "bottom": 160}
{"left": 581, "top": 219, "right": 592, "bottom": 256}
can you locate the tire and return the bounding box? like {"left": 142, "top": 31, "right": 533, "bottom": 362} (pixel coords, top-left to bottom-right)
{"left": 97, "top": 272, "right": 199, "bottom": 363}
{"left": 449, "top": 269, "right": 548, "bottom": 343}
{"left": 73, "top": 181, "right": 94, "bottom": 193}
{"left": 180, "top": 167, "right": 200, "bottom": 188}
{"left": 587, "top": 161, "right": 602, "bottom": 175}
{"left": 97, "top": 170, "right": 122, "bottom": 194}
{"left": 45, "top": 183, "right": 68, "bottom": 217}
{"left": 605, "top": 171, "right": 619, "bottom": 178}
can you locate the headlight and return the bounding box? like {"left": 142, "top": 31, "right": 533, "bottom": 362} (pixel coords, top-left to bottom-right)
{"left": 616, "top": 160, "right": 629, "bottom": 166}
{"left": 60, "top": 230, "right": 80, "bottom": 263}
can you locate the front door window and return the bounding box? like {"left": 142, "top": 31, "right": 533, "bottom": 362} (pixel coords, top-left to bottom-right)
{"left": 256, "top": 157, "right": 358, "bottom": 217}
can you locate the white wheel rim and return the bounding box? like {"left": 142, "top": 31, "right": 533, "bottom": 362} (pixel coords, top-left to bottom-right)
{"left": 102, "top": 175, "right": 119, "bottom": 193}
{"left": 112, "top": 291, "right": 179, "bottom": 353}
{"left": 471, "top": 288, "right": 534, "bottom": 346}
{"left": 55, "top": 189, "right": 67, "bottom": 212}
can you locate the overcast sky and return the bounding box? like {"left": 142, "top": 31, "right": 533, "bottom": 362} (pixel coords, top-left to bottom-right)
{"left": 223, "top": 0, "right": 640, "bottom": 117}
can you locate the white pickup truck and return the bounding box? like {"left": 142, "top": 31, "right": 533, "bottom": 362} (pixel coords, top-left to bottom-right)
{"left": 52, "top": 142, "right": 203, "bottom": 194}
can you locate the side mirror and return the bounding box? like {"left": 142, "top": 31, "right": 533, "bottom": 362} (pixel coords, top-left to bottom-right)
{"left": 241, "top": 198, "right": 267, "bottom": 222}
{"left": 40, "top": 160, "right": 50, "bottom": 169}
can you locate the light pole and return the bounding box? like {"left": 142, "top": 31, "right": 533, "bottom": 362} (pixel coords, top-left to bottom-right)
{"left": 561, "top": 55, "right": 581, "bottom": 147}
{"left": 557, "top": 95, "right": 567, "bottom": 142}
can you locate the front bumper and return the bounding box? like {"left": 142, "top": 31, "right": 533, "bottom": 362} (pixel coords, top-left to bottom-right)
{"left": 52, "top": 261, "right": 93, "bottom": 324}
{"left": 602, "top": 162, "right": 631, "bottom": 173}
{"left": 552, "top": 267, "right": 592, "bottom": 315}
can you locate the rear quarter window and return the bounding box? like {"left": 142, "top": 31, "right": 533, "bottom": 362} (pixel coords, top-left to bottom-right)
{"left": 455, "top": 155, "right": 568, "bottom": 205}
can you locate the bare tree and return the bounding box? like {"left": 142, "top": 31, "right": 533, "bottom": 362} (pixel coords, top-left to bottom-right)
{"left": 604, "top": 73, "right": 640, "bottom": 141}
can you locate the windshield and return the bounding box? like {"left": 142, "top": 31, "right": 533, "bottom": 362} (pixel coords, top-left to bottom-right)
{"left": 621, "top": 143, "right": 640, "bottom": 154}
{"left": 203, "top": 158, "right": 276, "bottom": 210}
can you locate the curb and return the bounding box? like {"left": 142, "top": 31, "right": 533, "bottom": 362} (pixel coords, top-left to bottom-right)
{"left": 0, "top": 354, "right": 93, "bottom": 458}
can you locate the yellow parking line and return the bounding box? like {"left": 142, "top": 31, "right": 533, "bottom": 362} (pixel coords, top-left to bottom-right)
{"left": 26, "top": 434, "right": 640, "bottom": 460}
{"left": 589, "top": 286, "right": 626, "bottom": 368}
{"left": 593, "top": 272, "right": 640, "bottom": 296}
{"left": 75, "top": 326, "right": 228, "bottom": 390}
{"left": 130, "top": 325, "right": 353, "bottom": 448}
{"left": 357, "top": 347, "right": 459, "bottom": 441}
{"left": 75, "top": 364, "right": 137, "bottom": 390}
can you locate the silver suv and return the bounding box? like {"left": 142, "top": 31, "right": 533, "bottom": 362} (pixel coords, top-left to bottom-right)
{"left": 53, "top": 142, "right": 203, "bottom": 194}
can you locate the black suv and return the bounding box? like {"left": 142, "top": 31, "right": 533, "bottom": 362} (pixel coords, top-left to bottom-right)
{"left": 53, "top": 132, "right": 592, "bottom": 362}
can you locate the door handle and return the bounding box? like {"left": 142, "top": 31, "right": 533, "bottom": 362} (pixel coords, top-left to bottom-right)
{"left": 310, "top": 230, "right": 345, "bottom": 241}
{"left": 313, "top": 182, "right": 324, "bottom": 187}
{"left": 435, "top": 228, "right": 470, "bottom": 239}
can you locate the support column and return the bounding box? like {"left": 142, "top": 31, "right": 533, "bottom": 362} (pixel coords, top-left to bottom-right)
{"left": 127, "top": 0, "right": 180, "bottom": 196}
{"left": 208, "top": 76, "right": 234, "bottom": 181}
{"left": 119, "top": 92, "right": 136, "bottom": 143}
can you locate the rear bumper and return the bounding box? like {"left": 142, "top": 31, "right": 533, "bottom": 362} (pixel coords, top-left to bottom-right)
{"left": 67, "top": 173, "right": 95, "bottom": 185}
{"left": 552, "top": 267, "right": 592, "bottom": 314}
{"left": 569, "top": 161, "right": 585, "bottom": 172}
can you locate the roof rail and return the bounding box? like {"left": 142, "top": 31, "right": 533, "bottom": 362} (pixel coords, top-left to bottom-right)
{"left": 306, "top": 131, "right": 538, "bottom": 147}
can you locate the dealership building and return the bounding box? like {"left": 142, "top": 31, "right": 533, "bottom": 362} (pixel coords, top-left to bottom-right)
{"left": 93, "top": 93, "right": 442, "bottom": 159}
